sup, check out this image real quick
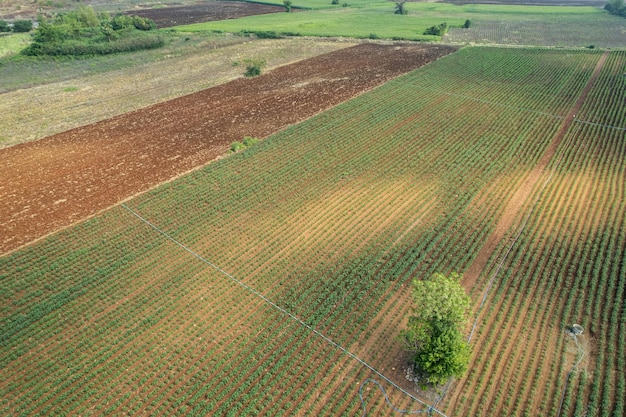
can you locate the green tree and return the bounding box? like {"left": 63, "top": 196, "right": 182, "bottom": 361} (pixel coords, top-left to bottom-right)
{"left": 0, "top": 20, "right": 10, "bottom": 32}
{"left": 400, "top": 272, "right": 471, "bottom": 386}
{"left": 283, "top": 0, "right": 293, "bottom": 12}
{"left": 394, "top": 2, "right": 408, "bottom": 15}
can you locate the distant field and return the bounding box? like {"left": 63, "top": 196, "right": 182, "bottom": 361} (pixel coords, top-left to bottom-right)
{"left": 443, "top": 4, "right": 626, "bottom": 47}
{"left": 175, "top": 2, "right": 626, "bottom": 47}
{"left": 174, "top": 6, "right": 463, "bottom": 41}
{"left": 1, "top": 47, "right": 624, "bottom": 416}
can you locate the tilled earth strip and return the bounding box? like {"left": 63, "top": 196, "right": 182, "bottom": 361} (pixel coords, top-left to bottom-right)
{"left": 0, "top": 43, "right": 458, "bottom": 254}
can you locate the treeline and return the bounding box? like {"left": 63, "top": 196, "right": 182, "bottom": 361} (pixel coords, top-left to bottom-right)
{"left": 22, "top": 5, "right": 162, "bottom": 56}
{"left": 605, "top": 0, "right": 626, "bottom": 17}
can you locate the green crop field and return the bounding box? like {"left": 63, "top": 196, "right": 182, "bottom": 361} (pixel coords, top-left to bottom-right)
{"left": 1, "top": 47, "right": 624, "bottom": 416}
{"left": 175, "top": 1, "right": 626, "bottom": 47}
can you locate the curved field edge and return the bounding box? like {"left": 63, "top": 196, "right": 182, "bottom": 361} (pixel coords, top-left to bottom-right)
{"left": 1, "top": 47, "right": 624, "bottom": 416}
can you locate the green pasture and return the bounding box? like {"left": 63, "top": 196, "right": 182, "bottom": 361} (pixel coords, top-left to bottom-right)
{"left": 175, "top": 6, "right": 463, "bottom": 41}
{"left": 176, "top": 2, "right": 625, "bottom": 47}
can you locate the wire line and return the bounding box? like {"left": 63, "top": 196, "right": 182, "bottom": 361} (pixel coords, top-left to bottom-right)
{"left": 121, "top": 203, "right": 448, "bottom": 417}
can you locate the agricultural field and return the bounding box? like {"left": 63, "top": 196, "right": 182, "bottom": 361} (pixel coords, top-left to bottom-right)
{"left": 0, "top": 35, "right": 355, "bottom": 144}
{"left": 1, "top": 46, "right": 624, "bottom": 416}
{"left": 177, "top": 1, "right": 626, "bottom": 47}
{"left": 0, "top": 43, "right": 456, "bottom": 255}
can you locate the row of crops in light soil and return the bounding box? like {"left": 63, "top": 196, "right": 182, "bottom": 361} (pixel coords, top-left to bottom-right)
{"left": 1, "top": 47, "right": 623, "bottom": 415}
{"left": 443, "top": 52, "right": 626, "bottom": 417}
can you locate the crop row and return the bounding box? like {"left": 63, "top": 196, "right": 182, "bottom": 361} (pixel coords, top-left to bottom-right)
{"left": 1, "top": 48, "right": 619, "bottom": 415}
{"left": 446, "top": 91, "right": 625, "bottom": 415}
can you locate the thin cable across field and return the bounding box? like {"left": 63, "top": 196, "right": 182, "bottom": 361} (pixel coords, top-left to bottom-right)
{"left": 121, "top": 203, "right": 448, "bottom": 417}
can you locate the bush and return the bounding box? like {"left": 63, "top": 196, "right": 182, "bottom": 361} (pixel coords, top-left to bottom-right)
{"left": 463, "top": 19, "right": 471, "bottom": 29}
{"left": 243, "top": 59, "right": 266, "bottom": 77}
{"left": 22, "top": 33, "right": 164, "bottom": 56}
{"left": 394, "top": 2, "right": 408, "bottom": 15}
{"left": 283, "top": 0, "right": 293, "bottom": 12}
{"left": 231, "top": 136, "right": 259, "bottom": 152}
{"left": 0, "top": 20, "right": 10, "bottom": 33}
{"left": 22, "top": 8, "right": 160, "bottom": 57}
{"left": 230, "top": 141, "right": 246, "bottom": 153}
{"left": 424, "top": 22, "right": 449, "bottom": 36}
{"left": 332, "top": 0, "right": 339, "bottom": 4}
{"left": 12, "top": 20, "right": 33, "bottom": 33}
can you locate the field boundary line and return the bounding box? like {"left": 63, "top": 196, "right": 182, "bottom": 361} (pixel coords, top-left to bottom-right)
{"left": 120, "top": 203, "right": 448, "bottom": 417}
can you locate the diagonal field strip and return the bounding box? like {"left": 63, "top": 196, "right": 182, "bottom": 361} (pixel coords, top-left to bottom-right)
{"left": 431, "top": 50, "right": 610, "bottom": 410}
{"left": 461, "top": 50, "right": 609, "bottom": 292}
{"left": 121, "top": 203, "right": 448, "bottom": 417}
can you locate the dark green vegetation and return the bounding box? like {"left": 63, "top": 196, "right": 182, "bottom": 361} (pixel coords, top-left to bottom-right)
{"left": 1, "top": 47, "right": 624, "bottom": 416}
{"left": 401, "top": 272, "right": 471, "bottom": 386}
{"left": 22, "top": 5, "right": 161, "bottom": 56}
{"left": 605, "top": 0, "right": 626, "bottom": 16}
{"left": 0, "top": 19, "right": 32, "bottom": 33}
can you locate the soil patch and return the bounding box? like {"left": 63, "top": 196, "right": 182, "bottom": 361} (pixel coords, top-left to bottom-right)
{"left": 0, "top": 43, "right": 459, "bottom": 255}
{"left": 125, "top": 2, "right": 291, "bottom": 29}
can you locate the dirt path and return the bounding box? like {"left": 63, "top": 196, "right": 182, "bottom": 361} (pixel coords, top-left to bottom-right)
{"left": 0, "top": 43, "right": 458, "bottom": 255}
{"left": 461, "top": 50, "right": 609, "bottom": 291}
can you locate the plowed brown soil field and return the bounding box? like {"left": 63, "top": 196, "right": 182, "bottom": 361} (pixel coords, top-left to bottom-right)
{"left": 126, "top": 1, "right": 290, "bottom": 28}
{"left": 0, "top": 43, "right": 459, "bottom": 255}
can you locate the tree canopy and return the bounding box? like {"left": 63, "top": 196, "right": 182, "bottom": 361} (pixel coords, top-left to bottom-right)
{"left": 401, "top": 272, "right": 471, "bottom": 386}
{"left": 23, "top": 6, "right": 160, "bottom": 56}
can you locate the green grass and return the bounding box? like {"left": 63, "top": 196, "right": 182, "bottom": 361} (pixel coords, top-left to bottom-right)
{"left": 0, "top": 33, "right": 31, "bottom": 58}
{"left": 175, "top": 2, "right": 626, "bottom": 47}
{"left": 176, "top": 7, "right": 464, "bottom": 41}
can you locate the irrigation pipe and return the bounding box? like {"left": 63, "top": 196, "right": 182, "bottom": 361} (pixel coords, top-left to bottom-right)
{"left": 121, "top": 203, "right": 448, "bottom": 417}
{"left": 556, "top": 335, "right": 585, "bottom": 417}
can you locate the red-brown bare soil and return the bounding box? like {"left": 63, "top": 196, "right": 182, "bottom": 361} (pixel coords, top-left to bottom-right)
{"left": 125, "top": 1, "right": 290, "bottom": 29}
{"left": 0, "top": 43, "right": 458, "bottom": 255}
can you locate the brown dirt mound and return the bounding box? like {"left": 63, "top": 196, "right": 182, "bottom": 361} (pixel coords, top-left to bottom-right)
{"left": 0, "top": 43, "right": 459, "bottom": 255}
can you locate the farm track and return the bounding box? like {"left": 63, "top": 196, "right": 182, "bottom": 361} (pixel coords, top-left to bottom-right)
{"left": 0, "top": 43, "right": 458, "bottom": 255}
{"left": 446, "top": 50, "right": 622, "bottom": 416}
{"left": 461, "top": 51, "right": 609, "bottom": 291}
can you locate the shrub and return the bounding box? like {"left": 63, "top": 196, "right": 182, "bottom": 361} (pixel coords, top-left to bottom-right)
{"left": 230, "top": 141, "right": 246, "bottom": 153}
{"left": 424, "top": 22, "right": 449, "bottom": 36}
{"left": 21, "top": 8, "right": 160, "bottom": 57}
{"left": 463, "top": 19, "right": 471, "bottom": 29}
{"left": 243, "top": 59, "right": 266, "bottom": 77}
{"left": 394, "top": 2, "right": 408, "bottom": 15}
{"left": 283, "top": 0, "right": 293, "bottom": 12}
{"left": 0, "top": 20, "right": 10, "bottom": 33}
{"left": 332, "top": 0, "right": 339, "bottom": 4}
{"left": 12, "top": 20, "right": 33, "bottom": 33}
{"left": 242, "top": 136, "right": 258, "bottom": 147}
